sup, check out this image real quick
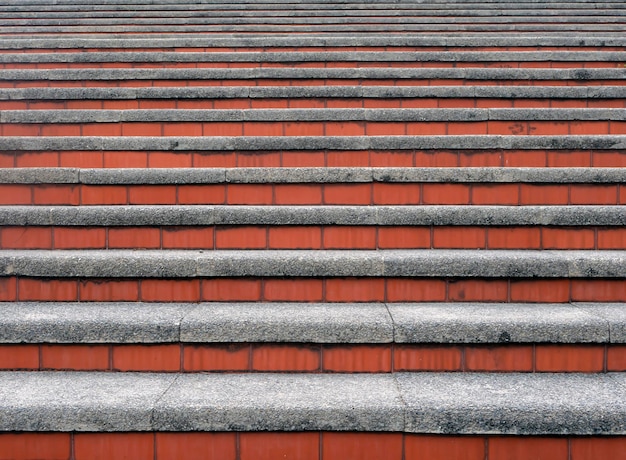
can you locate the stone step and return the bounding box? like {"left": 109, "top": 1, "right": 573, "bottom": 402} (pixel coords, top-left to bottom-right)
{"left": 1, "top": 108, "right": 624, "bottom": 138}
{"left": 2, "top": 67, "right": 624, "bottom": 87}
{"left": 0, "top": 371, "right": 624, "bottom": 435}
{"left": 1, "top": 86, "right": 623, "bottom": 112}
{"left": 0, "top": 301, "right": 623, "bottom": 373}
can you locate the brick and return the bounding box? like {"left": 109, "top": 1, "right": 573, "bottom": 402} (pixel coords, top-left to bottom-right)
{"left": 141, "top": 279, "right": 201, "bottom": 302}
{"left": 177, "top": 185, "right": 226, "bottom": 204}
{"left": 148, "top": 152, "right": 193, "bottom": 168}
{"left": 108, "top": 227, "right": 161, "bottom": 248}
{"left": 593, "top": 151, "right": 626, "bottom": 167}
{"left": 471, "top": 184, "right": 519, "bottom": 205}
{"left": 237, "top": 151, "right": 281, "bottom": 167}
{"left": 459, "top": 151, "right": 502, "bottom": 167}
{"left": 41, "top": 344, "right": 109, "bottom": 371}
{"left": 183, "top": 344, "right": 250, "bottom": 372}
{"left": 433, "top": 227, "right": 486, "bottom": 249}
{"left": 18, "top": 278, "right": 77, "bottom": 301}
{"left": 488, "top": 227, "right": 541, "bottom": 249}
{"left": 0, "top": 433, "right": 71, "bottom": 460}
{"left": 268, "top": 227, "right": 322, "bottom": 249}
{"left": 0, "top": 185, "right": 31, "bottom": 204}
{"left": 488, "top": 437, "right": 568, "bottom": 460}
{"left": 0, "top": 277, "right": 17, "bottom": 301}
{"left": 510, "top": 279, "right": 569, "bottom": 303}
{"left": 156, "top": 433, "right": 237, "bottom": 460}
{"left": 366, "top": 122, "right": 406, "bottom": 135}
{"left": 103, "top": 151, "right": 148, "bottom": 168}
{"left": 448, "top": 121, "right": 488, "bottom": 135}
{"left": 571, "top": 437, "right": 626, "bottom": 460}
{"left": 0, "top": 345, "right": 39, "bottom": 370}
{"left": 326, "top": 150, "right": 369, "bottom": 167}
{"left": 215, "top": 226, "right": 266, "bottom": 249}
{"left": 323, "top": 345, "right": 391, "bottom": 372}
{"left": 202, "top": 122, "right": 243, "bottom": 136}
{"left": 542, "top": 227, "right": 595, "bottom": 249}
{"left": 162, "top": 227, "right": 214, "bottom": 249}
{"left": 323, "top": 226, "right": 376, "bottom": 249}
{"left": 263, "top": 279, "right": 323, "bottom": 302}
{"left": 240, "top": 432, "right": 319, "bottom": 460}
{"left": 74, "top": 433, "right": 154, "bottom": 460}
{"left": 607, "top": 345, "right": 626, "bottom": 371}
{"left": 503, "top": 150, "right": 546, "bottom": 167}
{"left": 274, "top": 184, "right": 323, "bottom": 205}
{"left": 1, "top": 227, "right": 52, "bottom": 249}
{"left": 488, "top": 120, "right": 528, "bottom": 135}
{"left": 372, "top": 183, "right": 420, "bottom": 204}
{"left": 15, "top": 152, "right": 59, "bottom": 168}
{"left": 112, "top": 344, "right": 180, "bottom": 372}
{"left": 243, "top": 121, "right": 283, "bottom": 136}
{"left": 33, "top": 185, "right": 79, "bottom": 205}
{"left": 79, "top": 280, "right": 139, "bottom": 302}
{"left": 163, "top": 122, "right": 203, "bottom": 136}
{"left": 82, "top": 123, "right": 122, "bottom": 136}
{"left": 325, "top": 278, "right": 385, "bottom": 302}
{"left": 378, "top": 227, "right": 430, "bottom": 249}
{"left": 325, "top": 121, "right": 365, "bottom": 135}
{"left": 598, "top": 228, "right": 626, "bottom": 249}
{"left": 547, "top": 150, "right": 591, "bottom": 167}
{"left": 121, "top": 122, "right": 162, "bottom": 136}
{"left": 394, "top": 345, "right": 462, "bottom": 371}
{"left": 129, "top": 185, "right": 177, "bottom": 204}
{"left": 284, "top": 121, "right": 325, "bottom": 136}
{"left": 370, "top": 150, "right": 414, "bottom": 167}
{"left": 529, "top": 121, "right": 570, "bottom": 135}
{"left": 81, "top": 185, "right": 127, "bottom": 204}
{"left": 252, "top": 344, "right": 321, "bottom": 371}
{"left": 535, "top": 345, "right": 605, "bottom": 372}
{"left": 570, "top": 185, "right": 618, "bottom": 205}
{"left": 324, "top": 183, "right": 371, "bottom": 204}
{"left": 570, "top": 280, "right": 626, "bottom": 302}
{"left": 422, "top": 184, "right": 470, "bottom": 204}
{"left": 0, "top": 153, "right": 14, "bottom": 168}
{"left": 322, "top": 432, "right": 402, "bottom": 460}
{"left": 201, "top": 279, "right": 262, "bottom": 301}
{"left": 227, "top": 184, "right": 273, "bottom": 204}
{"left": 465, "top": 345, "right": 533, "bottom": 371}
{"left": 54, "top": 227, "right": 106, "bottom": 249}
{"left": 519, "top": 184, "right": 568, "bottom": 204}
{"left": 448, "top": 280, "right": 508, "bottom": 302}
{"left": 386, "top": 278, "right": 447, "bottom": 302}
{"left": 404, "top": 435, "right": 485, "bottom": 460}
{"left": 281, "top": 150, "right": 325, "bottom": 167}
{"left": 406, "top": 121, "right": 446, "bottom": 135}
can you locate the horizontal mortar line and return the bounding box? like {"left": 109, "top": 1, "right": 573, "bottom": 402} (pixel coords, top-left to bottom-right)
{"left": 2, "top": 51, "right": 626, "bottom": 62}
{"left": 2, "top": 108, "right": 625, "bottom": 123}
{"left": 2, "top": 67, "right": 624, "bottom": 80}
{"left": 4, "top": 166, "right": 626, "bottom": 185}
{"left": 0, "top": 371, "right": 624, "bottom": 434}
{"left": 0, "top": 301, "right": 621, "bottom": 345}
{"left": 1, "top": 205, "right": 625, "bottom": 227}
{"left": 1, "top": 135, "right": 625, "bottom": 151}
{"left": 1, "top": 86, "right": 624, "bottom": 100}
{"left": 1, "top": 249, "right": 625, "bottom": 278}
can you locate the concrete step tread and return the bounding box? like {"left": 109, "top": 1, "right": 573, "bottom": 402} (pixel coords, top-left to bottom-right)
{"left": 3, "top": 108, "right": 625, "bottom": 123}
{"left": 2, "top": 67, "right": 624, "bottom": 81}
{"left": 1, "top": 302, "right": 623, "bottom": 344}
{"left": 1, "top": 249, "right": 625, "bottom": 278}
{"left": 2, "top": 205, "right": 625, "bottom": 227}
{"left": 2, "top": 35, "right": 625, "bottom": 49}
{"left": 1, "top": 85, "right": 624, "bottom": 100}
{"left": 3, "top": 51, "right": 625, "bottom": 63}
{"left": 2, "top": 135, "right": 624, "bottom": 151}
{"left": 0, "top": 371, "right": 624, "bottom": 434}
{"left": 4, "top": 167, "right": 626, "bottom": 185}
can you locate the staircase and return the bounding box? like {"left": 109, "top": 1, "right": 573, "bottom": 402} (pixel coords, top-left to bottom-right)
{"left": 1, "top": 0, "right": 625, "bottom": 459}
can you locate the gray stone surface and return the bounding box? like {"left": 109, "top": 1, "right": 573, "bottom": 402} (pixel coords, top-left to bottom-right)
{"left": 0, "top": 302, "right": 188, "bottom": 343}
{"left": 180, "top": 303, "right": 393, "bottom": 343}
{"left": 1, "top": 205, "right": 625, "bottom": 227}
{"left": 1, "top": 67, "right": 624, "bottom": 83}
{"left": 4, "top": 108, "right": 625, "bottom": 124}
{"left": 398, "top": 372, "right": 626, "bottom": 435}
{"left": 2, "top": 85, "right": 623, "bottom": 101}
{"left": 1, "top": 135, "right": 625, "bottom": 152}
{"left": 0, "top": 371, "right": 174, "bottom": 431}
{"left": 576, "top": 303, "right": 626, "bottom": 343}
{"left": 1, "top": 249, "right": 625, "bottom": 279}
{"left": 389, "top": 303, "right": 610, "bottom": 344}
{"left": 0, "top": 168, "right": 78, "bottom": 184}
{"left": 152, "top": 373, "right": 404, "bottom": 432}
